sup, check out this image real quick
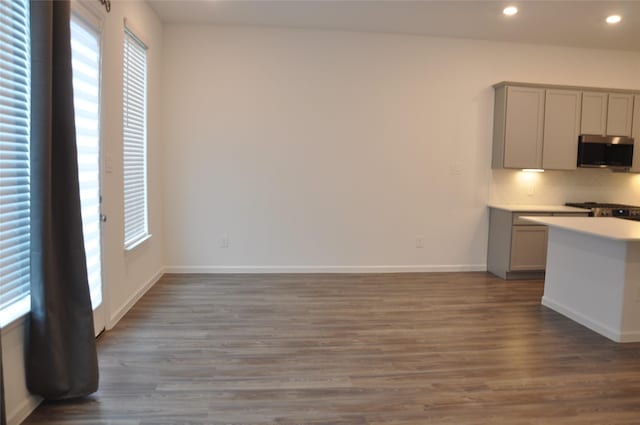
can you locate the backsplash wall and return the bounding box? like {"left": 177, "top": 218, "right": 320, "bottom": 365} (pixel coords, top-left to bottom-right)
{"left": 490, "top": 169, "right": 640, "bottom": 205}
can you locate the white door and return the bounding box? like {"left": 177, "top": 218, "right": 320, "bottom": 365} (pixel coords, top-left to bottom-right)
{"left": 71, "top": 13, "right": 105, "bottom": 336}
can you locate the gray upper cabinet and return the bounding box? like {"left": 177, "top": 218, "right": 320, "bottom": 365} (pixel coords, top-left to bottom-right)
{"left": 631, "top": 95, "right": 640, "bottom": 173}
{"left": 607, "top": 93, "right": 634, "bottom": 137}
{"left": 580, "top": 91, "right": 608, "bottom": 135}
{"left": 493, "top": 86, "right": 545, "bottom": 169}
{"left": 580, "top": 91, "right": 634, "bottom": 136}
{"left": 493, "top": 82, "right": 639, "bottom": 171}
{"left": 542, "top": 89, "right": 582, "bottom": 170}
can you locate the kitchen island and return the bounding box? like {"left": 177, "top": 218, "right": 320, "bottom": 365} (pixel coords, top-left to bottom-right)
{"left": 523, "top": 216, "right": 640, "bottom": 342}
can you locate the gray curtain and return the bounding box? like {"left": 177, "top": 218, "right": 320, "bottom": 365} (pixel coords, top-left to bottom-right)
{"left": 26, "top": 0, "right": 98, "bottom": 400}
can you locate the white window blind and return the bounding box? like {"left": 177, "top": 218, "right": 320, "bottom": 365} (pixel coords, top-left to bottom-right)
{"left": 122, "top": 27, "right": 148, "bottom": 250}
{"left": 0, "top": 0, "right": 31, "bottom": 326}
{"left": 71, "top": 13, "right": 102, "bottom": 309}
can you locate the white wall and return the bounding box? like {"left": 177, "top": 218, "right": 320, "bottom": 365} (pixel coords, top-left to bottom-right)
{"left": 4, "top": 18, "right": 640, "bottom": 425}
{"left": 100, "top": 0, "right": 165, "bottom": 328}
{"left": 2, "top": 320, "right": 40, "bottom": 425}
{"left": 161, "top": 25, "right": 640, "bottom": 272}
{"left": 2, "top": 2, "right": 164, "bottom": 424}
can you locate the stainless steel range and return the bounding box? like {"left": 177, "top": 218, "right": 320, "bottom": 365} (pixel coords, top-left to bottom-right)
{"left": 565, "top": 202, "right": 640, "bottom": 221}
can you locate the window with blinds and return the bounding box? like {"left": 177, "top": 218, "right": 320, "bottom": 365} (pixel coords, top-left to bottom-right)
{"left": 0, "top": 0, "right": 31, "bottom": 326}
{"left": 122, "top": 27, "right": 148, "bottom": 250}
{"left": 71, "top": 13, "right": 102, "bottom": 309}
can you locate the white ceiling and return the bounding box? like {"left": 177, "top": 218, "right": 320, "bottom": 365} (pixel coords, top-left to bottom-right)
{"left": 147, "top": 0, "right": 640, "bottom": 52}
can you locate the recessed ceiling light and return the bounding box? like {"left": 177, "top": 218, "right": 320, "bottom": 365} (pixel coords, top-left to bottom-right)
{"left": 606, "top": 15, "right": 622, "bottom": 24}
{"left": 503, "top": 6, "right": 518, "bottom": 16}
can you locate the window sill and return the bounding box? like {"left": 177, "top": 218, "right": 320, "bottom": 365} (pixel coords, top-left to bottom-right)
{"left": 0, "top": 295, "right": 30, "bottom": 334}
{"left": 124, "top": 233, "right": 152, "bottom": 254}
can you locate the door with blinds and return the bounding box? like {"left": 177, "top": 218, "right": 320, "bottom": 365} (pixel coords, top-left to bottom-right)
{"left": 0, "top": 0, "right": 31, "bottom": 327}
{"left": 70, "top": 9, "right": 105, "bottom": 336}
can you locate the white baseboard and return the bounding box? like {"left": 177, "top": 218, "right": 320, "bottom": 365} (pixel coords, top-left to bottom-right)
{"left": 7, "top": 394, "right": 41, "bottom": 425}
{"left": 542, "top": 296, "right": 633, "bottom": 343}
{"left": 164, "top": 264, "right": 487, "bottom": 274}
{"left": 618, "top": 330, "right": 640, "bottom": 343}
{"left": 107, "top": 267, "right": 165, "bottom": 329}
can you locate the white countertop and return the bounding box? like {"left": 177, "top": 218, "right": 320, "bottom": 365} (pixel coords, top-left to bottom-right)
{"left": 488, "top": 204, "right": 589, "bottom": 213}
{"left": 521, "top": 216, "right": 640, "bottom": 242}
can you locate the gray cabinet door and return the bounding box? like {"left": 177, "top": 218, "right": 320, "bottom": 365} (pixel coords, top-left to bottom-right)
{"left": 503, "top": 87, "right": 545, "bottom": 169}
{"left": 510, "top": 225, "right": 548, "bottom": 271}
{"left": 632, "top": 95, "right": 640, "bottom": 173}
{"left": 542, "top": 89, "right": 581, "bottom": 170}
{"left": 581, "top": 92, "right": 608, "bottom": 135}
{"left": 607, "top": 93, "right": 634, "bottom": 136}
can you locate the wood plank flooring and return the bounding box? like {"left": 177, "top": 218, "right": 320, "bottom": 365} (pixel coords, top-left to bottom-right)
{"left": 23, "top": 273, "right": 640, "bottom": 424}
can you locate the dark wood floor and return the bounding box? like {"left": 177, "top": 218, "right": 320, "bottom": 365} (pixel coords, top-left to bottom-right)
{"left": 23, "top": 273, "right": 640, "bottom": 424}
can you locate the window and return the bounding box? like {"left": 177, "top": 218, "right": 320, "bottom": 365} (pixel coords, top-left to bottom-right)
{"left": 0, "top": 0, "right": 31, "bottom": 326}
{"left": 122, "top": 27, "right": 148, "bottom": 250}
{"left": 71, "top": 12, "right": 102, "bottom": 309}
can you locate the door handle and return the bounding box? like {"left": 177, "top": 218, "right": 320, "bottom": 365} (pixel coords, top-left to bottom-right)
{"left": 100, "top": 214, "right": 107, "bottom": 223}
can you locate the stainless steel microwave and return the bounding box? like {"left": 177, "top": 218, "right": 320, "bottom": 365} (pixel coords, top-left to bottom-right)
{"left": 577, "top": 135, "right": 634, "bottom": 169}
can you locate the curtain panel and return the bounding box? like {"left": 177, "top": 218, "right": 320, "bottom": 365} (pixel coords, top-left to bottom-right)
{"left": 27, "top": 0, "right": 98, "bottom": 400}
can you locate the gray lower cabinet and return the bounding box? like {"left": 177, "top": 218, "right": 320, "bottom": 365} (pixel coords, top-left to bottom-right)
{"left": 487, "top": 208, "right": 589, "bottom": 279}
{"left": 510, "top": 225, "right": 548, "bottom": 271}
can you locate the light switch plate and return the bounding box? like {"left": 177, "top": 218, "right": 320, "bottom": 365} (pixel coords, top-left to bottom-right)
{"left": 105, "top": 153, "right": 114, "bottom": 174}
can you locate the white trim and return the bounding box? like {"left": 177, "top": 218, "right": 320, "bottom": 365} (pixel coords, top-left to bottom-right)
{"left": 2, "top": 317, "right": 41, "bottom": 425}
{"left": 122, "top": 25, "right": 149, "bottom": 251}
{"left": 123, "top": 18, "right": 149, "bottom": 49}
{"left": 0, "top": 310, "right": 27, "bottom": 337}
{"left": 124, "top": 233, "right": 153, "bottom": 254}
{"left": 71, "top": 0, "right": 106, "bottom": 31}
{"left": 0, "top": 296, "right": 29, "bottom": 330}
{"left": 618, "top": 330, "right": 640, "bottom": 343}
{"left": 164, "top": 264, "right": 487, "bottom": 274}
{"left": 7, "top": 394, "right": 41, "bottom": 425}
{"left": 542, "top": 296, "right": 632, "bottom": 343}
{"left": 106, "top": 267, "right": 164, "bottom": 330}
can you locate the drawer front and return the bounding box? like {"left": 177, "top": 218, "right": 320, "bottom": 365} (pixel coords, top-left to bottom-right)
{"left": 552, "top": 212, "right": 590, "bottom": 217}
{"left": 512, "top": 212, "right": 552, "bottom": 225}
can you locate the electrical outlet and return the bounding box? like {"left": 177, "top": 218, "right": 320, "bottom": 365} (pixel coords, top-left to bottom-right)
{"left": 416, "top": 236, "right": 425, "bottom": 248}
{"left": 527, "top": 181, "right": 535, "bottom": 196}
{"left": 449, "top": 163, "right": 462, "bottom": 176}
{"left": 220, "top": 236, "right": 230, "bottom": 248}
{"left": 105, "top": 153, "right": 114, "bottom": 174}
